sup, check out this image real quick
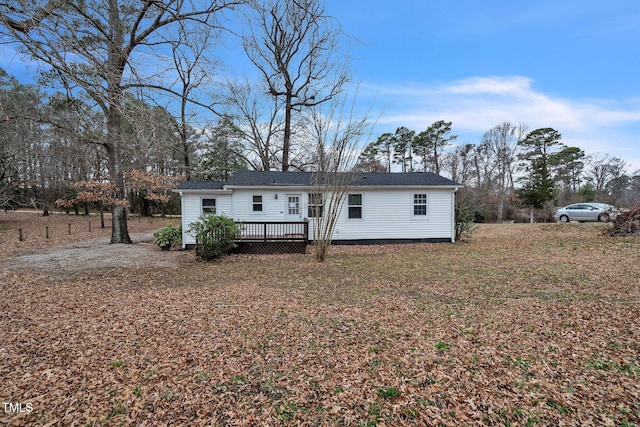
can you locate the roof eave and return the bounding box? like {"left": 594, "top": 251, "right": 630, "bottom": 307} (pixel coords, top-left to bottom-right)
{"left": 224, "top": 184, "right": 311, "bottom": 190}
{"left": 225, "top": 184, "right": 463, "bottom": 190}
{"left": 349, "top": 184, "right": 463, "bottom": 190}
{"left": 172, "top": 188, "right": 232, "bottom": 194}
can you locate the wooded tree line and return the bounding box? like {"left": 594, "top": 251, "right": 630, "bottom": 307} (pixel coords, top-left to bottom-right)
{"left": 1, "top": 0, "right": 638, "bottom": 244}
{"left": 0, "top": 69, "right": 186, "bottom": 214}
{"left": 356, "top": 122, "right": 639, "bottom": 223}
{"left": 0, "top": 0, "right": 360, "bottom": 243}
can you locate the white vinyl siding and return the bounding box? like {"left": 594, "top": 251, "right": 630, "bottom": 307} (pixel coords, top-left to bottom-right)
{"left": 180, "top": 192, "right": 232, "bottom": 246}
{"left": 326, "top": 189, "right": 455, "bottom": 241}
{"left": 229, "top": 190, "right": 294, "bottom": 222}
{"left": 179, "top": 187, "right": 457, "bottom": 245}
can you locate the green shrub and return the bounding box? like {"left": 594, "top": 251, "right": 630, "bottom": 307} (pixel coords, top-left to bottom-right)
{"left": 188, "top": 214, "right": 242, "bottom": 260}
{"left": 153, "top": 224, "right": 182, "bottom": 251}
{"left": 455, "top": 206, "right": 478, "bottom": 242}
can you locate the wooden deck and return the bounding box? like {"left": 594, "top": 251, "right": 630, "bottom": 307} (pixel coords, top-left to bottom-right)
{"left": 234, "top": 221, "right": 309, "bottom": 254}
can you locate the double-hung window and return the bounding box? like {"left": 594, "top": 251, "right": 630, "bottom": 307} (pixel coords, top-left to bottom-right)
{"left": 252, "top": 195, "right": 263, "bottom": 212}
{"left": 348, "top": 194, "right": 362, "bottom": 219}
{"left": 413, "top": 194, "right": 427, "bottom": 216}
{"left": 308, "top": 193, "right": 323, "bottom": 218}
{"left": 202, "top": 198, "right": 216, "bottom": 214}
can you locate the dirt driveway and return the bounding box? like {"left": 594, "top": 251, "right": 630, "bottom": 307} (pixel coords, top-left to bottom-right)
{"left": 2, "top": 231, "right": 189, "bottom": 273}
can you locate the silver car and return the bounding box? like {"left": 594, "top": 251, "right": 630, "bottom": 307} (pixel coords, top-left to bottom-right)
{"left": 554, "top": 203, "right": 616, "bottom": 223}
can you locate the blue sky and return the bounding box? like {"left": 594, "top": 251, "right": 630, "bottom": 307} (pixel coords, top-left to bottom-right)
{"left": 329, "top": 0, "right": 640, "bottom": 172}
{"left": 2, "top": 1, "right": 639, "bottom": 172}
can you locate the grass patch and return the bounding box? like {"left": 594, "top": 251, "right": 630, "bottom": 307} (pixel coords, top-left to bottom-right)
{"left": 435, "top": 341, "right": 450, "bottom": 351}
{"left": 276, "top": 402, "right": 298, "bottom": 420}
{"left": 377, "top": 387, "right": 401, "bottom": 399}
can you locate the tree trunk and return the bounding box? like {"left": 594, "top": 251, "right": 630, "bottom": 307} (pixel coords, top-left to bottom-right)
{"left": 105, "top": 0, "right": 131, "bottom": 244}
{"left": 314, "top": 240, "right": 329, "bottom": 262}
{"left": 105, "top": 109, "right": 131, "bottom": 243}
{"left": 181, "top": 90, "right": 191, "bottom": 180}
{"left": 530, "top": 206, "right": 534, "bottom": 224}
{"left": 142, "top": 197, "right": 150, "bottom": 216}
{"left": 183, "top": 140, "right": 191, "bottom": 180}
{"left": 282, "top": 92, "right": 293, "bottom": 171}
{"left": 111, "top": 205, "right": 132, "bottom": 244}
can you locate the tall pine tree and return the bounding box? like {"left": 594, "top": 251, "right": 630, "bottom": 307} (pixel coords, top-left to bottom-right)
{"left": 517, "top": 128, "right": 565, "bottom": 222}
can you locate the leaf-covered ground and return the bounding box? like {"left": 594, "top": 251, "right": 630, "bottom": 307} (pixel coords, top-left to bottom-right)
{"left": 1, "top": 212, "right": 639, "bottom": 426}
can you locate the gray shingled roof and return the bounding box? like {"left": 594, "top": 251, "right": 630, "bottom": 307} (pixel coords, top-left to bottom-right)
{"left": 175, "top": 171, "right": 461, "bottom": 190}
{"left": 175, "top": 180, "right": 226, "bottom": 190}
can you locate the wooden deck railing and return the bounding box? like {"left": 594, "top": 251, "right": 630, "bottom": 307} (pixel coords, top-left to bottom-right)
{"left": 236, "top": 221, "right": 309, "bottom": 243}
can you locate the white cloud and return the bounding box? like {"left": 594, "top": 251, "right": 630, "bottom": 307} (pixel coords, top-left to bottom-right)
{"left": 444, "top": 76, "right": 534, "bottom": 96}
{"left": 363, "top": 75, "right": 640, "bottom": 171}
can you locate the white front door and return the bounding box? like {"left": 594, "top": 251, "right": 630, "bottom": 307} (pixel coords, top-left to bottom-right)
{"left": 286, "top": 194, "right": 302, "bottom": 220}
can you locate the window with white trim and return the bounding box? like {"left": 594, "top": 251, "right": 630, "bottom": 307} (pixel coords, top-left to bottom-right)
{"left": 202, "top": 198, "right": 216, "bottom": 214}
{"left": 413, "top": 193, "right": 427, "bottom": 216}
{"left": 308, "top": 193, "right": 323, "bottom": 218}
{"left": 348, "top": 193, "right": 362, "bottom": 219}
{"left": 252, "top": 195, "right": 263, "bottom": 212}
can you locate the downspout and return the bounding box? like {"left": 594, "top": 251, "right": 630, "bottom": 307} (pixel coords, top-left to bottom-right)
{"left": 178, "top": 191, "right": 185, "bottom": 248}
{"left": 452, "top": 187, "right": 459, "bottom": 243}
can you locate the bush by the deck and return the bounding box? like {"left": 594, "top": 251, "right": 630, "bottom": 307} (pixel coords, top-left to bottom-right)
{"left": 188, "top": 214, "right": 241, "bottom": 260}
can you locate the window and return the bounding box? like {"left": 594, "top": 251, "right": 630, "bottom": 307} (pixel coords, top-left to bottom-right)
{"left": 252, "top": 195, "right": 263, "bottom": 212}
{"left": 288, "top": 195, "right": 300, "bottom": 215}
{"left": 413, "top": 194, "right": 427, "bottom": 216}
{"left": 308, "top": 193, "right": 323, "bottom": 218}
{"left": 348, "top": 193, "right": 362, "bottom": 219}
{"left": 202, "top": 198, "right": 216, "bottom": 214}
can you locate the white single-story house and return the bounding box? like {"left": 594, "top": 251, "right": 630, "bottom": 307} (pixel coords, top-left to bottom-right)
{"left": 174, "top": 170, "right": 462, "bottom": 248}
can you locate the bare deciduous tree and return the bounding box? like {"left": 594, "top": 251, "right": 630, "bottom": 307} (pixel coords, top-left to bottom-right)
{"left": 481, "top": 122, "right": 526, "bottom": 222}
{"left": 0, "top": 0, "right": 243, "bottom": 242}
{"left": 0, "top": 69, "right": 33, "bottom": 209}
{"left": 169, "top": 24, "right": 220, "bottom": 180}
{"left": 304, "top": 90, "right": 374, "bottom": 261}
{"left": 442, "top": 143, "right": 475, "bottom": 187}
{"left": 585, "top": 154, "right": 627, "bottom": 201}
{"left": 222, "top": 79, "right": 284, "bottom": 171}
{"left": 242, "top": 0, "right": 350, "bottom": 171}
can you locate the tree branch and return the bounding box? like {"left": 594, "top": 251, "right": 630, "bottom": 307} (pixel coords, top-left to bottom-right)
{"left": 0, "top": 0, "right": 64, "bottom": 33}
